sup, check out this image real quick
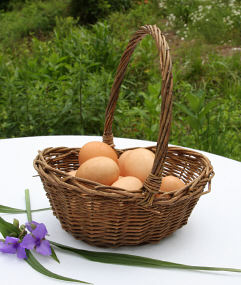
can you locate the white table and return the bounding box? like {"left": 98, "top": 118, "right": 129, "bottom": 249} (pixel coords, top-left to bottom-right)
{"left": 0, "top": 136, "right": 241, "bottom": 285}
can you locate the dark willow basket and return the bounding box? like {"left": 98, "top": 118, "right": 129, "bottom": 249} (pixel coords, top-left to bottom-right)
{"left": 34, "top": 25, "right": 214, "bottom": 247}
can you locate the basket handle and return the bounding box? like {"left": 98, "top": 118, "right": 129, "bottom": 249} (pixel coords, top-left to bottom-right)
{"left": 103, "top": 25, "right": 173, "bottom": 205}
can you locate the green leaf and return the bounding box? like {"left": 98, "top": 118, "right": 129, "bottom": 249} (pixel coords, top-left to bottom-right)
{"left": 0, "top": 204, "right": 51, "bottom": 214}
{"left": 187, "top": 116, "right": 200, "bottom": 130}
{"left": 174, "top": 102, "right": 195, "bottom": 118}
{"left": 0, "top": 217, "right": 20, "bottom": 238}
{"left": 32, "top": 208, "right": 52, "bottom": 213}
{"left": 25, "top": 189, "right": 32, "bottom": 222}
{"left": 186, "top": 93, "right": 201, "bottom": 113}
{"left": 51, "top": 246, "right": 60, "bottom": 263}
{"left": 13, "top": 218, "right": 19, "bottom": 228}
{"left": 201, "top": 100, "right": 217, "bottom": 117}
{"left": 26, "top": 251, "right": 90, "bottom": 284}
{"left": 51, "top": 241, "right": 241, "bottom": 274}
{"left": 0, "top": 205, "right": 26, "bottom": 214}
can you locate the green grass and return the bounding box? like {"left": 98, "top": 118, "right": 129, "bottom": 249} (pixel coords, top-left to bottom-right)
{"left": 0, "top": 0, "right": 240, "bottom": 161}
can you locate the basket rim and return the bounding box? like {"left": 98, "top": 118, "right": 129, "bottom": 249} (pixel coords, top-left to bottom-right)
{"left": 33, "top": 145, "right": 214, "bottom": 206}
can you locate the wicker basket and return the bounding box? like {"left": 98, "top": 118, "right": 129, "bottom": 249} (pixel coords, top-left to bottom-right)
{"left": 34, "top": 25, "right": 214, "bottom": 247}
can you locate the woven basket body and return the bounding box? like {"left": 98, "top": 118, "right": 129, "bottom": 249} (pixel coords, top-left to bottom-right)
{"left": 34, "top": 25, "right": 214, "bottom": 247}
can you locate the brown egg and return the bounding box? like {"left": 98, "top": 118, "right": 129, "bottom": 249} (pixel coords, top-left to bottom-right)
{"left": 148, "top": 150, "right": 155, "bottom": 158}
{"left": 76, "top": 156, "right": 119, "bottom": 185}
{"left": 67, "top": 170, "right": 77, "bottom": 177}
{"left": 78, "top": 141, "right": 118, "bottom": 165}
{"left": 118, "top": 150, "right": 132, "bottom": 176}
{"left": 160, "top": 175, "right": 186, "bottom": 192}
{"left": 111, "top": 176, "right": 143, "bottom": 192}
{"left": 121, "top": 148, "right": 155, "bottom": 182}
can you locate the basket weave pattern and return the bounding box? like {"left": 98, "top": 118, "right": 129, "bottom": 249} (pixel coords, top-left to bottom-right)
{"left": 34, "top": 25, "right": 214, "bottom": 247}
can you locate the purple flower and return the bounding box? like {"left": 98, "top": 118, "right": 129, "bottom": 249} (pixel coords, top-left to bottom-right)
{"left": 21, "top": 222, "right": 51, "bottom": 256}
{"left": 0, "top": 236, "right": 26, "bottom": 259}
{"left": 25, "top": 221, "right": 39, "bottom": 232}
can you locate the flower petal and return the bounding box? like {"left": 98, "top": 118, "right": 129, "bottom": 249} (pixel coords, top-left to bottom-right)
{"left": 0, "top": 237, "right": 19, "bottom": 253}
{"left": 32, "top": 223, "right": 47, "bottom": 240}
{"left": 0, "top": 241, "right": 4, "bottom": 252}
{"left": 0, "top": 243, "right": 16, "bottom": 253}
{"left": 5, "top": 236, "right": 19, "bottom": 244}
{"left": 25, "top": 221, "right": 39, "bottom": 232}
{"left": 36, "top": 240, "right": 51, "bottom": 256}
{"left": 21, "top": 234, "right": 36, "bottom": 250}
{"left": 17, "top": 246, "right": 27, "bottom": 259}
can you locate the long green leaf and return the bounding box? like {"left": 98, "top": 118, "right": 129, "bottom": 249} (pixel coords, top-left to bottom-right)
{"left": 26, "top": 251, "right": 90, "bottom": 284}
{"left": 174, "top": 102, "right": 195, "bottom": 118}
{"left": 25, "top": 189, "right": 31, "bottom": 222}
{"left": 0, "top": 205, "right": 26, "bottom": 214}
{"left": 51, "top": 241, "right": 241, "bottom": 274}
{"left": 31, "top": 208, "right": 51, "bottom": 213}
{"left": 25, "top": 189, "right": 32, "bottom": 222}
{"left": 0, "top": 205, "right": 51, "bottom": 214}
{"left": 50, "top": 246, "right": 60, "bottom": 263}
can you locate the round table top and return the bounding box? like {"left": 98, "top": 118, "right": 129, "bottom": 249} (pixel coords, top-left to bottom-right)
{"left": 0, "top": 135, "right": 241, "bottom": 285}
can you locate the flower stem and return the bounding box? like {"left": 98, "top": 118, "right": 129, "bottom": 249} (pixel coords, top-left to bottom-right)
{"left": 25, "top": 189, "right": 32, "bottom": 222}
{"left": 23, "top": 190, "right": 89, "bottom": 283}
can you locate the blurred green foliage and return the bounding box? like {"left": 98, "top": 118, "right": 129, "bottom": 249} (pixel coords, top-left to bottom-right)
{"left": 69, "top": 0, "right": 134, "bottom": 25}
{"left": 0, "top": 0, "right": 70, "bottom": 50}
{"left": 0, "top": 0, "right": 25, "bottom": 11}
{"left": 0, "top": 0, "right": 240, "bottom": 161}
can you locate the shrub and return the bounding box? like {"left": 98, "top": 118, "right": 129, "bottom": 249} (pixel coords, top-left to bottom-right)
{"left": 69, "top": 0, "right": 134, "bottom": 25}
{"left": 0, "top": 0, "right": 26, "bottom": 11}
